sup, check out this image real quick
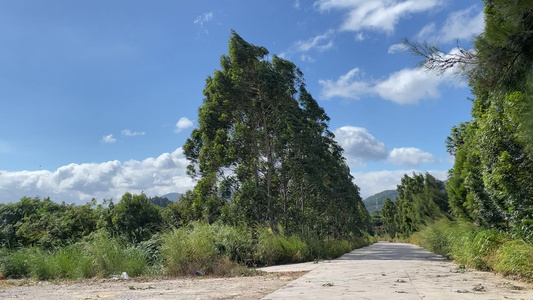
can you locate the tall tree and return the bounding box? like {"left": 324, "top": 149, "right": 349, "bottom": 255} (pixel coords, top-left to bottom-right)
{"left": 409, "top": 0, "right": 533, "bottom": 240}
{"left": 182, "top": 31, "right": 370, "bottom": 237}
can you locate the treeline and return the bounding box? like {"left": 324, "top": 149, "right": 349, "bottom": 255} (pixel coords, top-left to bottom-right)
{"left": 389, "top": 0, "right": 533, "bottom": 242}
{"left": 0, "top": 31, "right": 374, "bottom": 280}
{"left": 0, "top": 193, "right": 172, "bottom": 249}
{"left": 181, "top": 31, "right": 372, "bottom": 238}
{"left": 380, "top": 173, "right": 448, "bottom": 237}
{"left": 377, "top": 0, "right": 533, "bottom": 280}
{"left": 0, "top": 194, "right": 373, "bottom": 280}
{"left": 443, "top": 0, "right": 533, "bottom": 241}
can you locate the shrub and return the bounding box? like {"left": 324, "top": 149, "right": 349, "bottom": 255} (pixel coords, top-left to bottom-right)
{"left": 160, "top": 223, "right": 218, "bottom": 276}
{"left": 0, "top": 248, "right": 32, "bottom": 279}
{"left": 85, "top": 230, "right": 148, "bottom": 277}
{"left": 494, "top": 240, "right": 533, "bottom": 279}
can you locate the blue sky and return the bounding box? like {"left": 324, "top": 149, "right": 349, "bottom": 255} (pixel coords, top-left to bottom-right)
{"left": 0, "top": 0, "right": 483, "bottom": 203}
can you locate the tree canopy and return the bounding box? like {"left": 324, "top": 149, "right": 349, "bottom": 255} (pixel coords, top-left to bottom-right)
{"left": 410, "top": 0, "right": 533, "bottom": 240}
{"left": 182, "top": 31, "right": 371, "bottom": 238}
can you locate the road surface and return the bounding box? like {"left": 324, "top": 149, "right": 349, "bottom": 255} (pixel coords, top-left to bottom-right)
{"left": 260, "top": 242, "right": 533, "bottom": 300}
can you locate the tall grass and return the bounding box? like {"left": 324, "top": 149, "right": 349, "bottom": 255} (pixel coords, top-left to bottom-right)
{"left": 413, "top": 219, "right": 533, "bottom": 280}
{"left": 0, "top": 231, "right": 149, "bottom": 280}
{"left": 0, "top": 223, "right": 374, "bottom": 280}
{"left": 160, "top": 222, "right": 374, "bottom": 276}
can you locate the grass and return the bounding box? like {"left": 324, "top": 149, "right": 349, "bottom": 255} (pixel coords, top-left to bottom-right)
{"left": 0, "top": 223, "right": 374, "bottom": 280}
{"left": 411, "top": 219, "right": 533, "bottom": 281}
{"left": 0, "top": 231, "right": 149, "bottom": 280}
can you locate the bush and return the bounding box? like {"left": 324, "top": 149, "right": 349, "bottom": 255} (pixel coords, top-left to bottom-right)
{"left": 494, "top": 240, "right": 533, "bottom": 279}
{"left": 210, "top": 223, "right": 255, "bottom": 265}
{"left": 417, "top": 219, "right": 533, "bottom": 280}
{"left": 160, "top": 223, "right": 218, "bottom": 276}
{"left": 85, "top": 230, "right": 148, "bottom": 277}
{"left": 53, "top": 244, "right": 94, "bottom": 279}
{"left": 254, "top": 227, "right": 309, "bottom": 265}
{"left": 0, "top": 248, "right": 32, "bottom": 279}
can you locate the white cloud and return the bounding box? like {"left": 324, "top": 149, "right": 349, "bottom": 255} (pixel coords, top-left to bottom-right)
{"left": 319, "top": 67, "right": 372, "bottom": 100}
{"left": 334, "top": 126, "right": 388, "bottom": 167}
{"left": 416, "top": 6, "right": 484, "bottom": 43}
{"left": 387, "top": 147, "right": 436, "bottom": 167}
{"left": 101, "top": 134, "right": 116, "bottom": 143}
{"left": 387, "top": 43, "right": 408, "bottom": 54}
{"left": 175, "top": 117, "right": 194, "bottom": 133}
{"left": 194, "top": 12, "right": 213, "bottom": 28}
{"left": 319, "top": 49, "right": 465, "bottom": 104}
{"left": 314, "top": 0, "right": 442, "bottom": 33}
{"left": 0, "top": 148, "right": 195, "bottom": 204}
{"left": 121, "top": 129, "right": 145, "bottom": 137}
{"left": 373, "top": 68, "right": 446, "bottom": 104}
{"left": 352, "top": 169, "right": 448, "bottom": 198}
{"left": 281, "top": 30, "right": 335, "bottom": 61}
{"left": 355, "top": 32, "right": 365, "bottom": 41}
{"left": 295, "top": 30, "right": 335, "bottom": 52}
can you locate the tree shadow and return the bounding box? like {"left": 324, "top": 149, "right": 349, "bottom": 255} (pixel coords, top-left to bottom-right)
{"left": 336, "top": 242, "right": 447, "bottom": 262}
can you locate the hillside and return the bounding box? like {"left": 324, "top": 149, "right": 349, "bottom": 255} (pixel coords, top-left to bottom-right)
{"left": 363, "top": 190, "right": 398, "bottom": 214}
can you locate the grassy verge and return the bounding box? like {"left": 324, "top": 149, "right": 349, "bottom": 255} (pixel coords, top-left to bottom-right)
{"left": 0, "top": 223, "right": 374, "bottom": 280}
{"left": 410, "top": 219, "right": 533, "bottom": 281}
{"left": 160, "top": 222, "right": 375, "bottom": 276}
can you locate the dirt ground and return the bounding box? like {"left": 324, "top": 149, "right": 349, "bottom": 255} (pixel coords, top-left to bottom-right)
{"left": 0, "top": 272, "right": 305, "bottom": 300}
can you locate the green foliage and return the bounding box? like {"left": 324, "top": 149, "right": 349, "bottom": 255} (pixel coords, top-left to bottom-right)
{"left": 494, "top": 240, "right": 533, "bottom": 278}
{"left": 111, "top": 192, "right": 163, "bottom": 243}
{"left": 0, "top": 248, "right": 32, "bottom": 278}
{"left": 415, "top": 219, "right": 533, "bottom": 280}
{"left": 85, "top": 230, "right": 149, "bottom": 277}
{"left": 381, "top": 173, "right": 448, "bottom": 237}
{"left": 181, "top": 31, "right": 371, "bottom": 238}
{"left": 160, "top": 223, "right": 218, "bottom": 276}
{"left": 0, "top": 197, "right": 98, "bottom": 249}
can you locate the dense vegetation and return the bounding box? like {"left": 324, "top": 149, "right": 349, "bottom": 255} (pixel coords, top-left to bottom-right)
{"left": 0, "top": 32, "right": 374, "bottom": 280}
{"left": 384, "top": 0, "right": 533, "bottom": 280}
{"left": 181, "top": 31, "right": 371, "bottom": 238}
{"left": 380, "top": 173, "right": 448, "bottom": 238}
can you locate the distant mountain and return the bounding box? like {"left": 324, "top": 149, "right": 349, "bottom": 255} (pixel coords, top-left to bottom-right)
{"left": 363, "top": 190, "right": 399, "bottom": 214}
{"left": 150, "top": 193, "right": 182, "bottom": 208}
{"left": 160, "top": 193, "right": 181, "bottom": 202}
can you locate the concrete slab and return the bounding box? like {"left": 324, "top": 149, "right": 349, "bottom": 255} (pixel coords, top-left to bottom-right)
{"left": 262, "top": 242, "right": 533, "bottom": 300}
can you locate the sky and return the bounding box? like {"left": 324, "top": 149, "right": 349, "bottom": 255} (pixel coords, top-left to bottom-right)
{"left": 0, "top": 0, "right": 484, "bottom": 203}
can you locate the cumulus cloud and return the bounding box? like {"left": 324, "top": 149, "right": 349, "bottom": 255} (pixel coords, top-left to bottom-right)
{"left": 194, "top": 12, "right": 213, "bottom": 28}
{"left": 416, "top": 6, "right": 484, "bottom": 43}
{"left": 101, "top": 134, "right": 116, "bottom": 143}
{"left": 319, "top": 48, "right": 465, "bottom": 104}
{"left": 0, "top": 148, "right": 195, "bottom": 204}
{"left": 387, "top": 147, "right": 436, "bottom": 167}
{"left": 121, "top": 129, "right": 145, "bottom": 137}
{"left": 314, "top": 0, "right": 442, "bottom": 33}
{"left": 351, "top": 169, "right": 448, "bottom": 198}
{"left": 175, "top": 117, "right": 194, "bottom": 133}
{"left": 388, "top": 43, "right": 408, "bottom": 54}
{"left": 334, "top": 126, "right": 388, "bottom": 167}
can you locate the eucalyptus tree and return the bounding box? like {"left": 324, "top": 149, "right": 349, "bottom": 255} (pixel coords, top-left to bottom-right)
{"left": 408, "top": 0, "right": 533, "bottom": 239}
{"left": 183, "top": 31, "right": 370, "bottom": 237}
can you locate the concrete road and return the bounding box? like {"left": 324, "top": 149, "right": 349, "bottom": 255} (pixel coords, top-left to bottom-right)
{"left": 260, "top": 242, "right": 533, "bottom": 300}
